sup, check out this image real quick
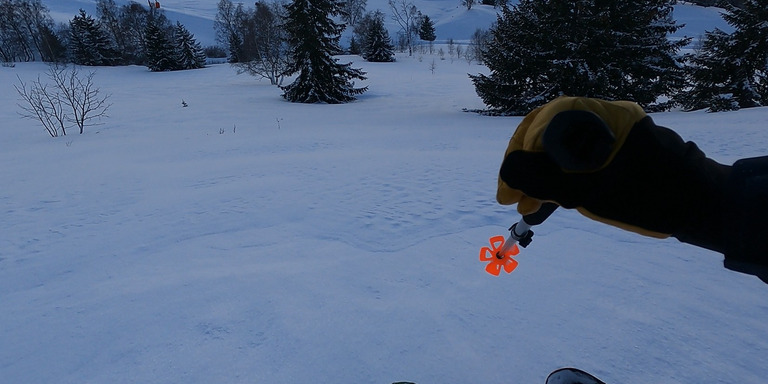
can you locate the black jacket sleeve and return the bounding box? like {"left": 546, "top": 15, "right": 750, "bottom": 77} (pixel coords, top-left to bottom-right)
{"left": 723, "top": 156, "right": 768, "bottom": 282}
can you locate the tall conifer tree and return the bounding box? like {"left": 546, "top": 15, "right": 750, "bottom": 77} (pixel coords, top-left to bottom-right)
{"left": 470, "top": 0, "right": 687, "bottom": 115}
{"left": 174, "top": 22, "right": 206, "bottom": 70}
{"left": 69, "top": 9, "right": 120, "bottom": 66}
{"left": 360, "top": 11, "right": 395, "bottom": 62}
{"left": 144, "top": 14, "right": 177, "bottom": 71}
{"left": 418, "top": 14, "right": 436, "bottom": 42}
{"left": 682, "top": 0, "right": 768, "bottom": 111}
{"left": 281, "top": 0, "right": 367, "bottom": 103}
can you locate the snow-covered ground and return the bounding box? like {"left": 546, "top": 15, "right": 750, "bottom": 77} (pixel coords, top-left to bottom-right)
{"left": 3, "top": 2, "right": 766, "bottom": 384}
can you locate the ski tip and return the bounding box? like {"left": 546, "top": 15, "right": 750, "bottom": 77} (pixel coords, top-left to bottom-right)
{"left": 546, "top": 367, "right": 606, "bottom": 384}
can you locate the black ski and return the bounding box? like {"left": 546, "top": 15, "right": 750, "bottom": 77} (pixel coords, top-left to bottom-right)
{"left": 389, "top": 367, "right": 606, "bottom": 384}
{"left": 546, "top": 368, "right": 606, "bottom": 384}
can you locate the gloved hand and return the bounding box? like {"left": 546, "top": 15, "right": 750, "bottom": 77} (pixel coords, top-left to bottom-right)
{"left": 500, "top": 109, "right": 617, "bottom": 209}
{"left": 500, "top": 109, "right": 730, "bottom": 250}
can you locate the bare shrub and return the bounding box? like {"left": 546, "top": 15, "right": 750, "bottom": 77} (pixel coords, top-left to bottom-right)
{"left": 15, "top": 74, "right": 67, "bottom": 137}
{"left": 15, "top": 64, "right": 111, "bottom": 137}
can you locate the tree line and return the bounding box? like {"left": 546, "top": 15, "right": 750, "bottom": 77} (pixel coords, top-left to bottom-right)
{"left": 4, "top": 0, "right": 764, "bottom": 111}
{"left": 1, "top": 0, "right": 205, "bottom": 71}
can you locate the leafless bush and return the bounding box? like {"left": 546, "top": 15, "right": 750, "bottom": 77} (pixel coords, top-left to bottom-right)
{"left": 15, "top": 64, "right": 111, "bottom": 137}
{"left": 15, "top": 74, "right": 67, "bottom": 137}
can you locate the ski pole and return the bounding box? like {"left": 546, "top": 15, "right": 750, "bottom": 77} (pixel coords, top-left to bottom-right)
{"left": 479, "top": 202, "right": 559, "bottom": 275}
{"left": 499, "top": 201, "right": 558, "bottom": 255}
{"left": 496, "top": 218, "right": 533, "bottom": 258}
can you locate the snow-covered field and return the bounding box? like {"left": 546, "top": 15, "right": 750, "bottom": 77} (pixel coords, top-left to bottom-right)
{"left": 2, "top": 2, "right": 766, "bottom": 384}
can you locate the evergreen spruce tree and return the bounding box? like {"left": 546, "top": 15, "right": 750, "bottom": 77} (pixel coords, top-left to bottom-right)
{"left": 417, "top": 14, "right": 436, "bottom": 42}
{"left": 144, "top": 15, "right": 178, "bottom": 71}
{"left": 361, "top": 11, "right": 395, "bottom": 62}
{"left": 470, "top": 0, "right": 688, "bottom": 115}
{"left": 758, "top": 71, "right": 768, "bottom": 107}
{"left": 681, "top": 0, "right": 768, "bottom": 111}
{"left": 349, "top": 35, "right": 362, "bottom": 55}
{"left": 39, "top": 24, "right": 67, "bottom": 63}
{"left": 174, "top": 22, "right": 206, "bottom": 70}
{"left": 227, "top": 31, "right": 244, "bottom": 63}
{"left": 69, "top": 9, "right": 120, "bottom": 66}
{"left": 281, "top": 0, "right": 367, "bottom": 103}
{"left": 603, "top": 1, "right": 689, "bottom": 111}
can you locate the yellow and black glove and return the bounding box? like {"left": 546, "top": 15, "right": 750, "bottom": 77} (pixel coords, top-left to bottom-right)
{"left": 496, "top": 97, "right": 768, "bottom": 282}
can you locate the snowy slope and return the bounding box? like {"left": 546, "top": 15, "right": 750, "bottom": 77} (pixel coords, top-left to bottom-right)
{"left": 44, "top": 0, "right": 220, "bottom": 46}
{"left": 3, "top": 3, "right": 766, "bottom": 384}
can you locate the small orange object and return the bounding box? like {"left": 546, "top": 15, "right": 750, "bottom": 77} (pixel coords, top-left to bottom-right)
{"left": 479, "top": 235, "right": 520, "bottom": 275}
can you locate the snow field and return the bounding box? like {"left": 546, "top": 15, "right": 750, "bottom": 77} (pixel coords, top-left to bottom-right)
{"left": 2, "top": 2, "right": 766, "bottom": 384}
